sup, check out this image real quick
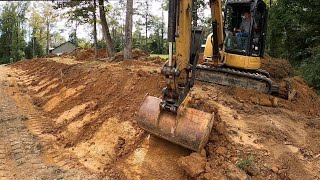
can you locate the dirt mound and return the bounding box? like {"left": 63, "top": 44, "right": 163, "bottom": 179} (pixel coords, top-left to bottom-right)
{"left": 64, "top": 48, "right": 108, "bottom": 61}
{"left": 11, "top": 57, "right": 166, "bottom": 176}
{"left": 110, "top": 49, "right": 150, "bottom": 62}
{"left": 261, "top": 57, "right": 295, "bottom": 81}
{"left": 179, "top": 83, "right": 320, "bottom": 179}
{"left": 10, "top": 56, "right": 320, "bottom": 179}
{"left": 228, "top": 76, "right": 320, "bottom": 116}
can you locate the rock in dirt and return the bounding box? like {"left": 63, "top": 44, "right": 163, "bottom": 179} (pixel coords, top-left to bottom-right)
{"left": 225, "top": 164, "right": 249, "bottom": 180}
{"left": 271, "top": 166, "right": 279, "bottom": 173}
{"left": 216, "top": 121, "right": 228, "bottom": 135}
{"left": 178, "top": 152, "right": 207, "bottom": 177}
{"left": 198, "top": 172, "right": 227, "bottom": 180}
{"left": 245, "top": 164, "right": 260, "bottom": 176}
{"left": 258, "top": 97, "right": 272, "bottom": 107}
{"left": 270, "top": 97, "right": 278, "bottom": 107}
{"left": 202, "top": 85, "right": 209, "bottom": 91}
{"left": 137, "top": 69, "right": 148, "bottom": 77}
{"left": 216, "top": 146, "right": 227, "bottom": 155}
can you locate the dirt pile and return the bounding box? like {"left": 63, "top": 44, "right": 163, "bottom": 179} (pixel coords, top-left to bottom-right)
{"left": 10, "top": 56, "right": 320, "bottom": 179}
{"left": 229, "top": 56, "right": 320, "bottom": 115}
{"left": 12, "top": 58, "right": 166, "bottom": 176}
{"left": 64, "top": 48, "right": 108, "bottom": 61}
{"left": 261, "top": 57, "right": 295, "bottom": 81}
{"left": 178, "top": 82, "right": 320, "bottom": 179}
{"left": 109, "top": 49, "right": 150, "bottom": 62}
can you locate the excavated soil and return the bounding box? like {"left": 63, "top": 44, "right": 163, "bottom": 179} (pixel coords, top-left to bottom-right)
{"left": 5, "top": 55, "right": 320, "bottom": 179}
{"left": 63, "top": 48, "right": 108, "bottom": 61}
{"left": 261, "top": 58, "right": 295, "bottom": 81}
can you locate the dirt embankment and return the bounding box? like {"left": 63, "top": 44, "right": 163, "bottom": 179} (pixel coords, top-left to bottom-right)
{"left": 12, "top": 58, "right": 169, "bottom": 177}
{"left": 10, "top": 55, "right": 320, "bottom": 179}
{"left": 63, "top": 48, "right": 108, "bottom": 61}
{"left": 178, "top": 57, "right": 320, "bottom": 179}
{"left": 62, "top": 48, "right": 162, "bottom": 63}
{"left": 261, "top": 58, "right": 295, "bottom": 81}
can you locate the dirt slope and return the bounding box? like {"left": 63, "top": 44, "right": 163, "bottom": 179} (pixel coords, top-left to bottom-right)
{"left": 7, "top": 56, "right": 320, "bottom": 179}
{"left": 0, "top": 65, "right": 99, "bottom": 179}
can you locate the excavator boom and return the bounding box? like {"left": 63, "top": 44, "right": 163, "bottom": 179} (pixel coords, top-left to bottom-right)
{"left": 136, "top": 0, "right": 215, "bottom": 152}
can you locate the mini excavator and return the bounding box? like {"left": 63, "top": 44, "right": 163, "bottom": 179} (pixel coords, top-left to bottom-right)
{"left": 137, "top": 0, "right": 277, "bottom": 151}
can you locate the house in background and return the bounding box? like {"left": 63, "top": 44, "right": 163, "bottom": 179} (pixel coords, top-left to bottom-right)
{"left": 50, "top": 41, "right": 77, "bottom": 56}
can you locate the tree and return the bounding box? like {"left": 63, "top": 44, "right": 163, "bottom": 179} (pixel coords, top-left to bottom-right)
{"left": 41, "top": 3, "right": 58, "bottom": 55}
{"left": 69, "top": 31, "right": 78, "bottom": 45}
{"left": 136, "top": 0, "right": 154, "bottom": 50}
{"left": 93, "top": 0, "right": 98, "bottom": 58}
{"left": 29, "top": 8, "right": 46, "bottom": 56}
{"left": 0, "top": 2, "right": 28, "bottom": 63}
{"left": 98, "top": 0, "right": 116, "bottom": 56}
{"left": 25, "top": 38, "right": 44, "bottom": 59}
{"left": 108, "top": 0, "right": 126, "bottom": 51}
{"left": 124, "top": 0, "right": 133, "bottom": 59}
{"left": 149, "top": 15, "right": 163, "bottom": 54}
{"left": 55, "top": 0, "right": 100, "bottom": 56}
{"left": 266, "top": 0, "right": 320, "bottom": 90}
{"left": 51, "top": 31, "right": 66, "bottom": 48}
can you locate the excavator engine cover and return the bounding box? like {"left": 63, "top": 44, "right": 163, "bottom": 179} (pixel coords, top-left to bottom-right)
{"left": 137, "top": 96, "right": 214, "bottom": 152}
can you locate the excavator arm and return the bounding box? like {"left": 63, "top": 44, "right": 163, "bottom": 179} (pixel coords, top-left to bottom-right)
{"left": 136, "top": 0, "right": 215, "bottom": 151}
{"left": 209, "top": 0, "right": 224, "bottom": 65}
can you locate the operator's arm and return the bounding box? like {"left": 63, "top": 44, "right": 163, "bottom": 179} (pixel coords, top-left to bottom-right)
{"left": 234, "top": 21, "right": 244, "bottom": 32}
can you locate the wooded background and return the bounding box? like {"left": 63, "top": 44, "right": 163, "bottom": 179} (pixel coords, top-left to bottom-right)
{"left": 0, "top": 0, "right": 319, "bottom": 91}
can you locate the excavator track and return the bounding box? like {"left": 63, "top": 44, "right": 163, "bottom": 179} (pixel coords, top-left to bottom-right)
{"left": 196, "top": 64, "right": 279, "bottom": 95}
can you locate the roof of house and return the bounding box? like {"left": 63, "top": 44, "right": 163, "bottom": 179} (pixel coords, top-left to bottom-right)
{"left": 53, "top": 41, "right": 78, "bottom": 50}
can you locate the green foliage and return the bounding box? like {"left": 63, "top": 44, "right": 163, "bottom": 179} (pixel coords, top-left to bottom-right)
{"left": 69, "top": 31, "right": 78, "bottom": 45}
{"left": 150, "top": 54, "right": 168, "bottom": 59}
{"left": 24, "top": 39, "right": 44, "bottom": 59}
{"left": 267, "top": 0, "right": 320, "bottom": 90}
{"left": 0, "top": 2, "right": 28, "bottom": 64}
{"left": 300, "top": 46, "right": 320, "bottom": 90}
{"left": 78, "top": 38, "right": 92, "bottom": 49}
{"left": 50, "top": 31, "right": 66, "bottom": 48}
{"left": 236, "top": 156, "right": 254, "bottom": 170}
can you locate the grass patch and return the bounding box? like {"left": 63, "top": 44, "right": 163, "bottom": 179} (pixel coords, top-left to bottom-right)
{"left": 150, "top": 54, "right": 169, "bottom": 59}
{"left": 236, "top": 156, "right": 254, "bottom": 170}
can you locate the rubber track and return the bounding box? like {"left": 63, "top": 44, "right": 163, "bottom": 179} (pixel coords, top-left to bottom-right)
{"left": 196, "top": 64, "right": 279, "bottom": 94}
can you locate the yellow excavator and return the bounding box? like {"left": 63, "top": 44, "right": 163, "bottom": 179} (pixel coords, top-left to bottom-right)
{"left": 137, "top": 0, "right": 275, "bottom": 151}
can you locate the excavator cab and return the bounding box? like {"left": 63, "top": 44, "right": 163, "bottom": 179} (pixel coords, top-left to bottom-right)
{"left": 197, "top": 0, "right": 280, "bottom": 95}
{"left": 224, "top": 0, "right": 267, "bottom": 57}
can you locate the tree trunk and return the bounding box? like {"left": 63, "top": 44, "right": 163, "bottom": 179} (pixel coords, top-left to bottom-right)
{"left": 145, "top": 1, "right": 149, "bottom": 50}
{"left": 98, "top": 0, "right": 116, "bottom": 57}
{"left": 192, "top": 0, "right": 198, "bottom": 27}
{"left": 124, "top": 0, "right": 133, "bottom": 59}
{"left": 161, "top": 1, "right": 164, "bottom": 54}
{"left": 32, "top": 37, "right": 35, "bottom": 58}
{"left": 46, "top": 19, "right": 50, "bottom": 55}
{"left": 93, "top": 0, "right": 98, "bottom": 58}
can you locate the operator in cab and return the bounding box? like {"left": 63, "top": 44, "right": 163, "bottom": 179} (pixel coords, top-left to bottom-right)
{"left": 234, "top": 11, "right": 257, "bottom": 50}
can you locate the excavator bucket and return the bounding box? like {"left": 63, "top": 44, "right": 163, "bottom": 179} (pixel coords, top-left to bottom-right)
{"left": 137, "top": 96, "right": 214, "bottom": 152}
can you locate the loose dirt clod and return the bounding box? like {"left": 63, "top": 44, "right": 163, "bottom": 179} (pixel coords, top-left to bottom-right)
{"left": 178, "top": 152, "right": 207, "bottom": 177}
{"left": 226, "top": 164, "right": 249, "bottom": 180}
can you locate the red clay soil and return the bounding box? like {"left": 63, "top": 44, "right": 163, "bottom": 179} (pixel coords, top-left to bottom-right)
{"left": 11, "top": 56, "right": 320, "bottom": 179}
{"left": 109, "top": 49, "right": 150, "bottom": 62}
{"left": 63, "top": 48, "right": 108, "bottom": 61}
{"left": 261, "top": 57, "right": 295, "bottom": 81}
{"left": 13, "top": 58, "right": 164, "bottom": 147}
{"left": 63, "top": 48, "right": 154, "bottom": 63}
